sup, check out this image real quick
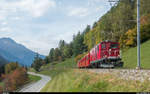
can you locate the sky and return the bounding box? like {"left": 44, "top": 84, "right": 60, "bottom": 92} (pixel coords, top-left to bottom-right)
{"left": 0, "top": 0, "right": 112, "bottom": 56}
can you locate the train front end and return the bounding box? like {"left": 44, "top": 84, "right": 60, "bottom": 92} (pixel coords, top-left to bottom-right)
{"left": 105, "top": 42, "right": 124, "bottom": 67}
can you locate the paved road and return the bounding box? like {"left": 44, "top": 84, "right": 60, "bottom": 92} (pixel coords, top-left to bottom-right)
{"left": 19, "top": 72, "right": 51, "bottom": 92}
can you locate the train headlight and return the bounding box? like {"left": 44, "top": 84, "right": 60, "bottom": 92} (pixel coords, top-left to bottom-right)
{"left": 109, "top": 49, "right": 111, "bottom": 51}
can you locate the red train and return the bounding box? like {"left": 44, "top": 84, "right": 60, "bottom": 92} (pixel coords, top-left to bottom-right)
{"left": 77, "top": 41, "right": 124, "bottom": 68}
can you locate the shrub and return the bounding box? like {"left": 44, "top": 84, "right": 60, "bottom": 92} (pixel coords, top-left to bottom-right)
{"left": 125, "top": 24, "right": 150, "bottom": 47}
{"left": 125, "top": 29, "right": 137, "bottom": 47}
{"left": 4, "top": 68, "right": 29, "bottom": 91}
{"left": 0, "top": 86, "right": 3, "bottom": 93}
{"left": 5, "top": 62, "right": 20, "bottom": 74}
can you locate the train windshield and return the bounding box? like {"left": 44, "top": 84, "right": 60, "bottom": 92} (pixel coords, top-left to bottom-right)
{"left": 110, "top": 43, "right": 118, "bottom": 49}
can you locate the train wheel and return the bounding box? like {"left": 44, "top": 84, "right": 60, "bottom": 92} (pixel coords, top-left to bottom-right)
{"left": 92, "top": 64, "right": 95, "bottom": 69}
{"left": 120, "top": 62, "right": 124, "bottom": 67}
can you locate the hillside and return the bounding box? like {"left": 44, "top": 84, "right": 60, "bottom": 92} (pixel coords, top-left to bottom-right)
{"left": 0, "top": 54, "right": 8, "bottom": 66}
{"left": 32, "top": 40, "right": 150, "bottom": 92}
{"left": 40, "top": 69, "right": 150, "bottom": 92}
{"left": 0, "top": 54, "right": 8, "bottom": 75}
{"left": 39, "top": 40, "right": 150, "bottom": 70}
{"left": 0, "top": 38, "right": 45, "bottom": 66}
{"left": 82, "top": 0, "right": 150, "bottom": 52}
{"left": 122, "top": 40, "right": 150, "bottom": 69}
{"left": 32, "top": 53, "right": 150, "bottom": 92}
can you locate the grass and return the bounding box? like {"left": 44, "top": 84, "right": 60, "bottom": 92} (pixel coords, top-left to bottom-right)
{"left": 122, "top": 40, "right": 150, "bottom": 69}
{"left": 34, "top": 40, "right": 150, "bottom": 92}
{"left": 39, "top": 40, "right": 150, "bottom": 70}
{"left": 28, "top": 68, "right": 37, "bottom": 73}
{"left": 41, "top": 69, "right": 150, "bottom": 92}
{"left": 39, "top": 58, "right": 76, "bottom": 78}
{"left": 28, "top": 74, "right": 41, "bottom": 82}
{"left": 38, "top": 56, "right": 150, "bottom": 92}
{"left": 0, "top": 81, "right": 4, "bottom": 87}
{"left": 40, "top": 58, "right": 76, "bottom": 70}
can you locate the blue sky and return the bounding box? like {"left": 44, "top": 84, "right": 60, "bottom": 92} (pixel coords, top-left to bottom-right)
{"left": 0, "top": 0, "right": 111, "bottom": 55}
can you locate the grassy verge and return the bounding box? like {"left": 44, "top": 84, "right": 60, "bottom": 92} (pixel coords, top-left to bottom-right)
{"left": 35, "top": 40, "right": 150, "bottom": 92}
{"left": 41, "top": 69, "right": 150, "bottom": 92}
{"left": 0, "top": 81, "right": 4, "bottom": 87}
{"left": 28, "top": 74, "right": 41, "bottom": 82}
{"left": 122, "top": 40, "right": 150, "bottom": 69}
{"left": 37, "top": 57, "right": 150, "bottom": 92}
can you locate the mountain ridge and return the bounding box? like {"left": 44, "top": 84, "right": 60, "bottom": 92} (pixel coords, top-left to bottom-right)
{"left": 0, "top": 37, "right": 45, "bottom": 66}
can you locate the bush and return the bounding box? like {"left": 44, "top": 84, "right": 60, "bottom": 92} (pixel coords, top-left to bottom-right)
{"left": 125, "top": 29, "right": 137, "bottom": 47}
{"left": 125, "top": 24, "right": 150, "bottom": 47}
{"left": 0, "top": 86, "right": 2, "bottom": 93}
{"left": 121, "top": 14, "right": 150, "bottom": 48}
{"left": 4, "top": 68, "right": 29, "bottom": 91}
{"left": 141, "top": 24, "right": 150, "bottom": 43}
{"left": 5, "top": 62, "right": 20, "bottom": 74}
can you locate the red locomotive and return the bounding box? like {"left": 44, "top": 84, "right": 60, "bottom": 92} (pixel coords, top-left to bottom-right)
{"left": 77, "top": 41, "right": 124, "bottom": 68}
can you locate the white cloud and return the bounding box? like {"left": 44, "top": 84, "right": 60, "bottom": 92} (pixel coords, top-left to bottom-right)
{"left": 0, "top": 27, "right": 11, "bottom": 32}
{"left": 0, "top": 0, "right": 56, "bottom": 19}
{"left": 0, "top": 0, "right": 111, "bottom": 55}
{"left": 12, "top": 17, "right": 21, "bottom": 20}
{"left": 68, "top": 7, "right": 89, "bottom": 17}
{"left": 19, "top": 0, "right": 56, "bottom": 18}
{"left": 1, "top": 22, "right": 8, "bottom": 25}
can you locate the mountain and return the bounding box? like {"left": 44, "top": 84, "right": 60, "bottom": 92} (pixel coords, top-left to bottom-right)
{"left": 0, "top": 37, "right": 45, "bottom": 66}
{"left": 0, "top": 54, "right": 8, "bottom": 66}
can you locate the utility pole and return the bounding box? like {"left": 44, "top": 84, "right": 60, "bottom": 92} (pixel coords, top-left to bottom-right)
{"left": 137, "top": 0, "right": 141, "bottom": 69}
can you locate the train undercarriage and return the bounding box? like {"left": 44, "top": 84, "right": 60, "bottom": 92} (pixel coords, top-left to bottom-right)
{"left": 89, "top": 57, "right": 124, "bottom": 68}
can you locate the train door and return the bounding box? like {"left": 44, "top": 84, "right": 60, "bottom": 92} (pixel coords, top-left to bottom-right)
{"left": 92, "top": 49, "right": 94, "bottom": 61}
{"left": 83, "top": 57, "right": 85, "bottom": 67}
{"left": 99, "top": 44, "right": 101, "bottom": 60}
{"left": 101, "top": 42, "right": 106, "bottom": 58}
{"left": 97, "top": 46, "right": 99, "bottom": 60}
{"left": 88, "top": 53, "right": 90, "bottom": 67}
{"left": 90, "top": 50, "right": 93, "bottom": 62}
{"left": 84, "top": 56, "right": 86, "bottom": 67}
{"left": 95, "top": 46, "right": 97, "bottom": 60}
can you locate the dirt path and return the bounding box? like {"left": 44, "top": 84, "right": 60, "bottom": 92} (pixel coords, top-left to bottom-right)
{"left": 19, "top": 72, "right": 51, "bottom": 92}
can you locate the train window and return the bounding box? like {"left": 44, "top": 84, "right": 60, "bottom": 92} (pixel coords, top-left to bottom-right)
{"left": 102, "top": 44, "right": 105, "bottom": 49}
{"left": 110, "top": 44, "right": 118, "bottom": 49}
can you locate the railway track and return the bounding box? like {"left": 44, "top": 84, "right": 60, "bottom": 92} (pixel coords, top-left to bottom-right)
{"left": 84, "top": 69, "right": 150, "bottom": 82}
